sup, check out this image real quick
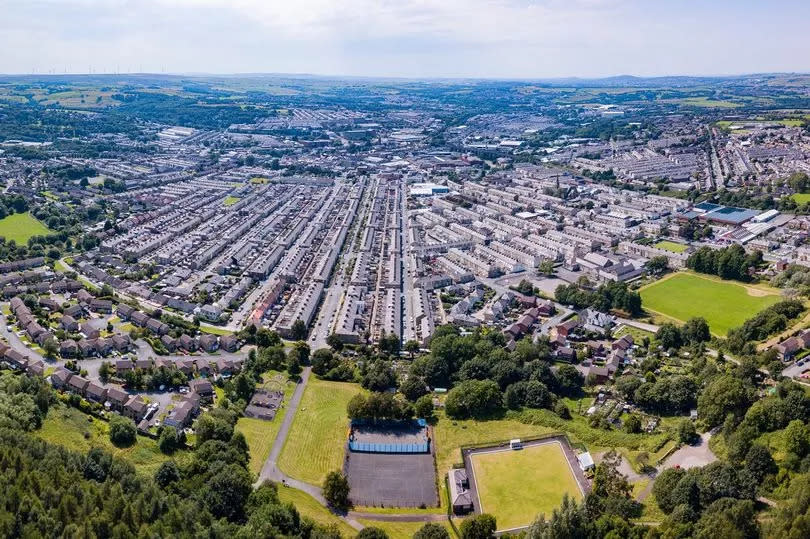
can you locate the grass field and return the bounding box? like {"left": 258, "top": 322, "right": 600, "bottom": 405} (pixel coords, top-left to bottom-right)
{"left": 276, "top": 487, "right": 357, "bottom": 537}
{"left": 36, "top": 405, "right": 187, "bottom": 477}
{"left": 640, "top": 272, "right": 781, "bottom": 336}
{"left": 356, "top": 519, "right": 454, "bottom": 539}
{"left": 236, "top": 371, "right": 297, "bottom": 475}
{"left": 0, "top": 212, "right": 53, "bottom": 244}
{"left": 199, "top": 324, "right": 233, "bottom": 336}
{"left": 223, "top": 196, "right": 241, "bottom": 206}
{"left": 654, "top": 240, "right": 688, "bottom": 253}
{"left": 791, "top": 193, "right": 810, "bottom": 204}
{"left": 470, "top": 443, "right": 583, "bottom": 531}
{"left": 677, "top": 97, "right": 740, "bottom": 108}
{"left": 277, "top": 378, "right": 362, "bottom": 485}
{"left": 433, "top": 412, "right": 558, "bottom": 476}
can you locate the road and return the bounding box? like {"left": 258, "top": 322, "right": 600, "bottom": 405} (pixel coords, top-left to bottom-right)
{"left": 636, "top": 431, "right": 717, "bottom": 502}
{"left": 256, "top": 367, "right": 364, "bottom": 531}
{"left": 0, "top": 313, "right": 45, "bottom": 362}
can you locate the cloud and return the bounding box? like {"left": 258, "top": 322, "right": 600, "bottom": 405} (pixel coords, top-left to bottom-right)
{"left": 0, "top": 0, "right": 809, "bottom": 78}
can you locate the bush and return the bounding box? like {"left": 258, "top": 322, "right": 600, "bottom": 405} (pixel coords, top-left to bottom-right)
{"left": 108, "top": 414, "right": 136, "bottom": 447}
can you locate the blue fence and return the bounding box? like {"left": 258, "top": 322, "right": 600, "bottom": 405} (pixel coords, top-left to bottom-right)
{"left": 348, "top": 441, "right": 430, "bottom": 453}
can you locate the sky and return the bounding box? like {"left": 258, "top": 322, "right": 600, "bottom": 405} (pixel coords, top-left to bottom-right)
{"left": 2, "top": 0, "right": 810, "bottom": 79}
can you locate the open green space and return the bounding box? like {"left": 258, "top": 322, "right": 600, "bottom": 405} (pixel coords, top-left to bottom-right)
{"left": 677, "top": 97, "right": 740, "bottom": 108}
{"left": 223, "top": 195, "right": 241, "bottom": 206}
{"left": 654, "top": 240, "right": 688, "bottom": 253}
{"left": 0, "top": 212, "right": 53, "bottom": 244}
{"left": 36, "top": 405, "right": 188, "bottom": 477}
{"left": 433, "top": 412, "right": 558, "bottom": 476}
{"left": 470, "top": 442, "right": 583, "bottom": 531}
{"left": 199, "top": 324, "right": 233, "bottom": 336}
{"left": 791, "top": 193, "right": 810, "bottom": 204}
{"left": 277, "top": 378, "right": 362, "bottom": 485}
{"left": 276, "top": 487, "right": 357, "bottom": 537}
{"left": 236, "top": 372, "right": 296, "bottom": 475}
{"left": 640, "top": 272, "right": 781, "bottom": 336}
{"left": 356, "top": 519, "right": 454, "bottom": 539}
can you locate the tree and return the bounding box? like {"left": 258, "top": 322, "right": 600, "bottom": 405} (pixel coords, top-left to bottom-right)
{"left": 528, "top": 495, "right": 590, "bottom": 538}
{"left": 656, "top": 323, "right": 682, "bottom": 350}
{"left": 652, "top": 467, "right": 687, "bottom": 514}
{"left": 460, "top": 514, "right": 497, "bottom": 539}
{"left": 678, "top": 418, "right": 698, "bottom": 444}
{"left": 445, "top": 380, "right": 502, "bottom": 419}
{"left": 42, "top": 338, "right": 58, "bottom": 360}
{"left": 400, "top": 376, "right": 429, "bottom": 401}
{"left": 312, "top": 348, "right": 339, "bottom": 376}
{"left": 745, "top": 444, "right": 776, "bottom": 482}
{"left": 784, "top": 419, "right": 809, "bottom": 457}
{"left": 538, "top": 260, "right": 556, "bottom": 276}
{"left": 204, "top": 463, "right": 253, "bottom": 521}
{"left": 361, "top": 361, "right": 397, "bottom": 392}
{"left": 555, "top": 364, "right": 584, "bottom": 396}
{"left": 646, "top": 255, "right": 669, "bottom": 275}
{"left": 414, "top": 523, "right": 450, "bottom": 539}
{"left": 108, "top": 415, "right": 136, "bottom": 447}
{"left": 414, "top": 394, "right": 434, "bottom": 420}
{"left": 404, "top": 339, "right": 420, "bottom": 358}
{"left": 326, "top": 333, "right": 344, "bottom": 352}
{"left": 323, "top": 471, "right": 351, "bottom": 511}
{"left": 290, "top": 341, "right": 310, "bottom": 365}
{"left": 154, "top": 460, "right": 180, "bottom": 488}
{"left": 682, "top": 317, "right": 711, "bottom": 345}
{"left": 698, "top": 375, "right": 754, "bottom": 427}
{"left": 290, "top": 319, "right": 308, "bottom": 341}
{"left": 158, "top": 426, "right": 179, "bottom": 454}
{"left": 623, "top": 414, "right": 642, "bottom": 434}
{"left": 554, "top": 401, "right": 571, "bottom": 419}
{"left": 287, "top": 355, "right": 302, "bottom": 378}
{"left": 356, "top": 528, "right": 389, "bottom": 539}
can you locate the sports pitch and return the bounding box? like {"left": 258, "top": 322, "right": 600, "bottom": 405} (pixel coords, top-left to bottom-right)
{"left": 640, "top": 272, "right": 781, "bottom": 336}
{"left": 654, "top": 240, "right": 688, "bottom": 253}
{"left": 0, "top": 212, "right": 52, "bottom": 244}
{"left": 469, "top": 442, "right": 584, "bottom": 531}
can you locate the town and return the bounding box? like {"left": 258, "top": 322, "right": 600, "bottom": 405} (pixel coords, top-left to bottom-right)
{"left": 2, "top": 72, "right": 810, "bottom": 539}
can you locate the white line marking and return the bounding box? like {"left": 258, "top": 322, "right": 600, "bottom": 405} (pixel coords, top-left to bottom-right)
{"left": 467, "top": 439, "right": 586, "bottom": 532}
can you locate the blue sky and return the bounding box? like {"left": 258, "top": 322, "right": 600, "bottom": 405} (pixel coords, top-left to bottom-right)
{"left": 2, "top": 0, "right": 810, "bottom": 78}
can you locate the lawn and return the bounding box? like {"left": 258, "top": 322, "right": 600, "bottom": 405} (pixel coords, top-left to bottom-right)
{"left": 277, "top": 378, "right": 362, "bottom": 485}
{"left": 470, "top": 443, "right": 583, "bottom": 531}
{"left": 223, "top": 196, "right": 241, "bottom": 206}
{"left": 356, "top": 519, "right": 454, "bottom": 539}
{"left": 36, "top": 405, "right": 187, "bottom": 477}
{"left": 277, "top": 487, "right": 357, "bottom": 537}
{"left": 0, "top": 212, "right": 53, "bottom": 244}
{"left": 640, "top": 272, "right": 781, "bottom": 336}
{"left": 200, "top": 324, "right": 233, "bottom": 336}
{"left": 433, "top": 412, "right": 559, "bottom": 477}
{"left": 654, "top": 240, "right": 688, "bottom": 253}
{"left": 236, "top": 371, "right": 297, "bottom": 475}
{"left": 791, "top": 193, "right": 810, "bottom": 204}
